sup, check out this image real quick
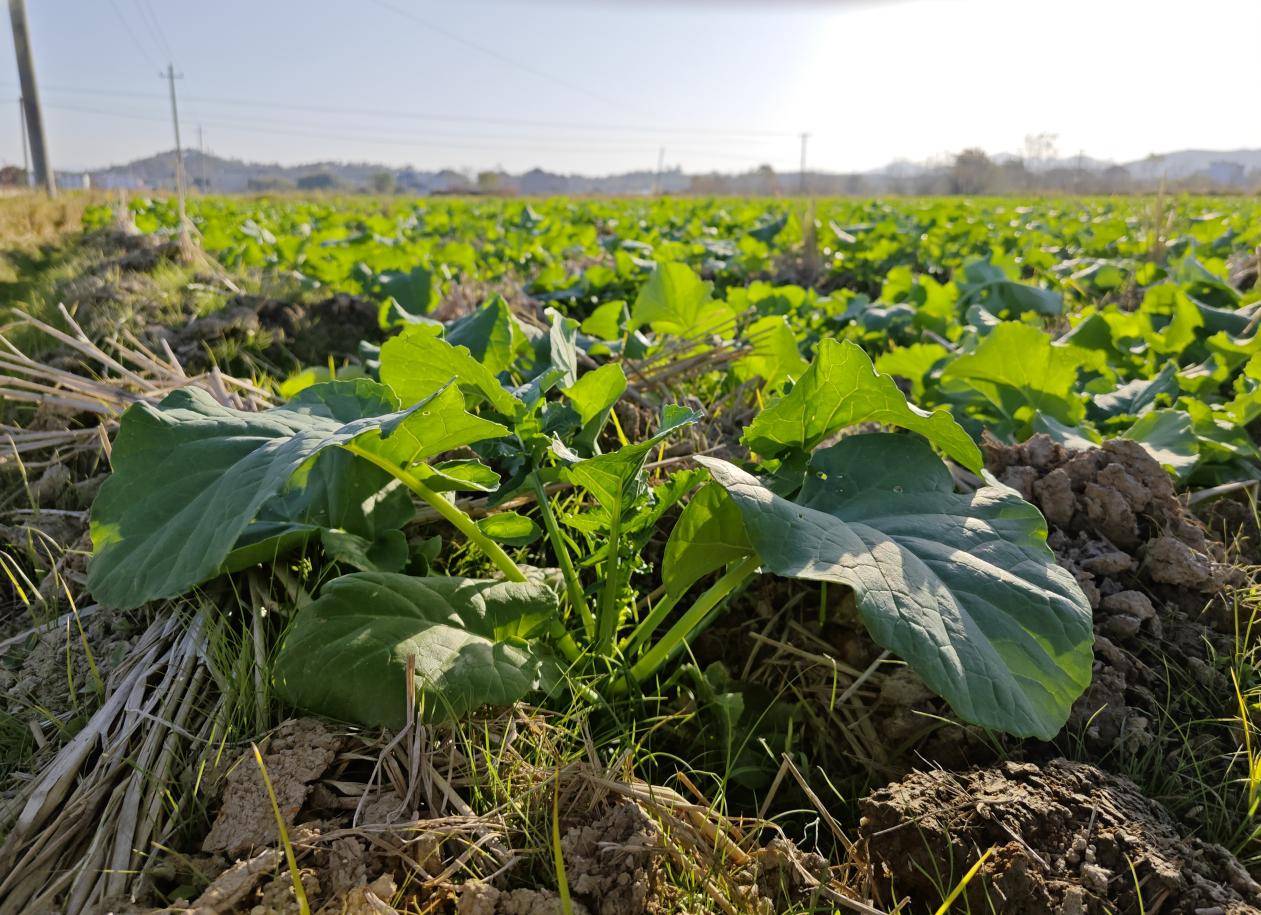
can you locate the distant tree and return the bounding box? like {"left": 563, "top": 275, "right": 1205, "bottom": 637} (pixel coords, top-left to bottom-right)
{"left": 248, "top": 176, "right": 295, "bottom": 192}
{"left": 476, "top": 170, "right": 502, "bottom": 193}
{"left": 296, "top": 172, "right": 339, "bottom": 191}
{"left": 1023, "top": 132, "right": 1059, "bottom": 168}
{"left": 950, "top": 148, "right": 998, "bottom": 195}
{"left": 753, "top": 163, "right": 779, "bottom": 195}
{"left": 0, "top": 165, "right": 27, "bottom": 186}
{"left": 370, "top": 170, "right": 395, "bottom": 194}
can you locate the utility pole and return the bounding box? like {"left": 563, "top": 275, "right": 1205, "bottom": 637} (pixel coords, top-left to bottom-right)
{"left": 162, "top": 63, "right": 189, "bottom": 239}
{"left": 653, "top": 146, "right": 664, "bottom": 196}
{"left": 18, "top": 97, "right": 30, "bottom": 186}
{"left": 197, "top": 124, "right": 206, "bottom": 192}
{"left": 798, "top": 132, "right": 810, "bottom": 195}
{"left": 8, "top": 0, "right": 55, "bottom": 195}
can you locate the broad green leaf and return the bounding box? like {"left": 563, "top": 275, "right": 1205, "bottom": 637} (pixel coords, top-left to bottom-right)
{"left": 580, "top": 300, "right": 627, "bottom": 341}
{"left": 733, "top": 316, "right": 808, "bottom": 392}
{"left": 374, "top": 265, "right": 435, "bottom": 317}
{"left": 218, "top": 381, "right": 417, "bottom": 574}
{"left": 380, "top": 324, "right": 523, "bottom": 416}
{"left": 1091, "top": 363, "right": 1178, "bottom": 419}
{"left": 275, "top": 573, "right": 558, "bottom": 727}
{"left": 942, "top": 322, "right": 1086, "bottom": 426}
{"left": 1140, "top": 286, "right": 1204, "bottom": 355}
{"left": 1225, "top": 353, "right": 1261, "bottom": 426}
{"left": 545, "top": 308, "right": 580, "bottom": 387}
{"left": 89, "top": 382, "right": 504, "bottom": 609}
{"left": 476, "top": 512, "right": 542, "bottom": 546}
{"left": 743, "top": 338, "right": 982, "bottom": 473}
{"left": 444, "top": 295, "right": 519, "bottom": 375}
{"left": 415, "top": 460, "right": 501, "bottom": 493}
{"left": 698, "top": 434, "right": 1094, "bottom": 739}
{"left": 561, "top": 363, "right": 627, "bottom": 453}
{"left": 630, "top": 262, "right": 737, "bottom": 340}
{"left": 320, "top": 528, "right": 409, "bottom": 572}
{"left": 874, "top": 343, "right": 950, "bottom": 400}
{"left": 663, "top": 483, "right": 754, "bottom": 599}
{"left": 958, "top": 257, "right": 1063, "bottom": 317}
{"left": 559, "top": 404, "right": 701, "bottom": 510}
{"left": 1029, "top": 415, "right": 1100, "bottom": 451}
{"left": 348, "top": 384, "right": 509, "bottom": 469}
{"left": 1122, "top": 409, "right": 1199, "bottom": 477}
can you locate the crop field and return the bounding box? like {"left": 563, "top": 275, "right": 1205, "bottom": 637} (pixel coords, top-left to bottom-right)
{"left": 3, "top": 191, "right": 1261, "bottom": 913}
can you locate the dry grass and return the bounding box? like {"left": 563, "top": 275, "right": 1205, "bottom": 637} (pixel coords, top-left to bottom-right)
{"left": 0, "top": 191, "right": 106, "bottom": 253}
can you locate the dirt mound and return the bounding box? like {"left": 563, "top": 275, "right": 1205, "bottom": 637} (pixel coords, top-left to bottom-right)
{"left": 202, "top": 718, "right": 342, "bottom": 856}
{"left": 458, "top": 801, "right": 664, "bottom": 915}
{"left": 985, "top": 435, "right": 1238, "bottom": 753}
{"left": 154, "top": 292, "right": 382, "bottom": 370}
{"left": 861, "top": 758, "right": 1261, "bottom": 913}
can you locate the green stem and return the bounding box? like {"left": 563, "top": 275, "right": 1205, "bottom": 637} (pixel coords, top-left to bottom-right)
{"left": 342, "top": 444, "right": 526, "bottom": 583}
{"left": 595, "top": 503, "right": 624, "bottom": 655}
{"left": 548, "top": 621, "right": 583, "bottom": 664}
{"left": 619, "top": 554, "right": 760, "bottom": 690}
{"left": 619, "top": 589, "right": 682, "bottom": 657}
{"left": 531, "top": 471, "right": 593, "bottom": 639}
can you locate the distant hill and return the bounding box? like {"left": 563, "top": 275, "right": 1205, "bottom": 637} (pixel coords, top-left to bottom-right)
{"left": 1122, "top": 149, "right": 1261, "bottom": 182}
{"left": 66, "top": 146, "right": 1261, "bottom": 196}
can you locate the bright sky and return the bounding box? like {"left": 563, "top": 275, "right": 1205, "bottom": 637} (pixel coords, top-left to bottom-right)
{"left": 3, "top": 0, "right": 1258, "bottom": 175}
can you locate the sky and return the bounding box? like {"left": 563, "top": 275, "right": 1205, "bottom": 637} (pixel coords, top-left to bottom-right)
{"left": 3, "top": 0, "right": 1259, "bottom": 176}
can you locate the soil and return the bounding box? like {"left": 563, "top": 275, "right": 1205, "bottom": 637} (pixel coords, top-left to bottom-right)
{"left": 201, "top": 718, "right": 342, "bottom": 856}
{"left": 457, "top": 801, "right": 666, "bottom": 915}
{"left": 853, "top": 435, "right": 1261, "bottom": 911}
{"left": 861, "top": 758, "right": 1261, "bottom": 914}
{"left": 152, "top": 291, "right": 384, "bottom": 370}
{"left": 984, "top": 435, "right": 1239, "bottom": 755}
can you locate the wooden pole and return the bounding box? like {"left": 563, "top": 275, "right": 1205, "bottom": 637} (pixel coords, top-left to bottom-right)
{"left": 8, "top": 0, "right": 55, "bottom": 195}
{"left": 162, "top": 63, "right": 190, "bottom": 243}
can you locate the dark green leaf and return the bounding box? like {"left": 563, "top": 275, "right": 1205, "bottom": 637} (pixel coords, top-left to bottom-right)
{"left": 275, "top": 573, "right": 558, "bottom": 727}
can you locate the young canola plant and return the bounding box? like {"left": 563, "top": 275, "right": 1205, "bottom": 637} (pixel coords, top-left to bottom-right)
{"left": 86, "top": 264, "right": 1095, "bottom": 741}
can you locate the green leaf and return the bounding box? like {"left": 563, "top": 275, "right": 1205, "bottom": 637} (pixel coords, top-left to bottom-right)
{"left": 874, "top": 343, "right": 950, "bottom": 400}
{"left": 561, "top": 363, "right": 627, "bottom": 453}
{"left": 1029, "top": 415, "right": 1100, "bottom": 452}
{"left": 743, "top": 338, "right": 982, "bottom": 473}
{"left": 275, "top": 573, "right": 558, "bottom": 727}
{"left": 415, "top": 460, "right": 501, "bottom": 493}
{"left": 320, "top": 528, "right": 409, "bottom": 572}
{"left": 219, "top": 382, "right": 417, "bottom": 575}
{"left": 560, "top": 404, "right": 701, "bottom": 510}
{"left": 374, "top": 265, "right": 435, "bottom": 316}
{"left": 697, "top": 435, "right": 1094, "bottom": 739}
{"left": 942, "top": 322, "right": 1086, "bottom": 426}
{"left": 1122, "top": 409, "right": 1199, "bottom": 477}
{"left": 379, "top": 324, "right": 523, "bottom": 416}
{"left": 580, "top": 300, "right": 627, "bottom": 341}
{"left": 444, "top": 295, "right": 519, "bottom": 375}
{"left": 89, "top": 381, "right": 505, "bottom": 609}
{"left": 1091, "top": 362, "right": 1178, "bottom": 419}
{"left": 663, "top": 483, "right": 754, "bottom": 599}
{"left": 733, "top": 316, "right": 808, "bottom": 392}
{"left": 630, "top": 262, "right": 737, "bottom": 340}
{"left": 958, "top": 257, "right": 1063, "bottom": 317}
{"left": 477, "top": 512, "right": 542, "bottom": 546}
{"left": 545, "top": 308, "right": 580, "bottom": 387}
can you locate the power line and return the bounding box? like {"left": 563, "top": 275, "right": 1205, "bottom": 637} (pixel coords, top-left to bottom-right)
{"left": 365, "top": 0, "right": 652, "bottom": 118}
{"left": 7, "top": 80, "right": 798, "bottom": 139}
{"left": 41, "top": 101, "right": 780, "bottom": 164}
{"left": 107, "top": 0, "right": 158, "bottom": 70}
{"left": 39, "top": 100, "right": 781, "bottom": 155}
{"left": 129, "top": 0, "right": 170, "bottom": 64}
